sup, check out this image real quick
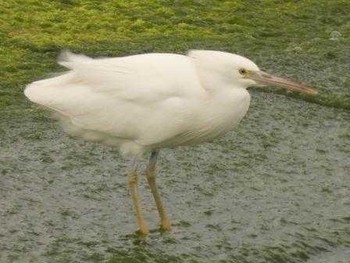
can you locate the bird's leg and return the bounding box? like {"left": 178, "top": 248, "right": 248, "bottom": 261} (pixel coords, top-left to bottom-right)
{"left": 145, "top": 151, "right": 171, "bottom": 231}
{"left": 127, "top": 159, "right": 149, "bottom": 235}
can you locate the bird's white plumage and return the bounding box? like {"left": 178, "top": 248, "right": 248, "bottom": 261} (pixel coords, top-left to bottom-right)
{"left": 24, "top": 49, "right": 318, "bottom": 234}
{"left": 25, "top": 50, "right": 254, "bottom": 156}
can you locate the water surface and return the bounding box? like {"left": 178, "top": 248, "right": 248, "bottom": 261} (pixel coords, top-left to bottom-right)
{"left": 1, "top": 92, "right": 349, "bottom": 262}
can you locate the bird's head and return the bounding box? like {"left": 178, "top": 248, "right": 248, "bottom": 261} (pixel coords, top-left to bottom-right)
{"left": 189, "top": 50, "right": 317, "bottom": 95}
{"left": 234, "top": 58, "right": 318, "bottom": 95}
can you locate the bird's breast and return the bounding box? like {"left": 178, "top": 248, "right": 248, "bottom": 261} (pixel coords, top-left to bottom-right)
{"left": 204, "top": 89, "right": 250, "bottom": 133}
{"left": 164, "top": 88, "right": 251, "bottom": 147}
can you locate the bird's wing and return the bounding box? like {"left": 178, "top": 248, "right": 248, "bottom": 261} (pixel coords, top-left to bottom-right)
{"left": 25, "top": 52, "right": 205, "bottom": 143}
{"left": 57, "top": 51, "right": 204, "bottom": 102}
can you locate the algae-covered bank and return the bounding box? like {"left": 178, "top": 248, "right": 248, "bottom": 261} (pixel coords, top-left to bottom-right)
{"left": 0, "top": 1, "right": 349, "bottom": 262}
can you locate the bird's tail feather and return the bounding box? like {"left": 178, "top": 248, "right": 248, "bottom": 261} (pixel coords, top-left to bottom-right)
{"left": 58, "top": 50, "right": 93, "bottom": 69}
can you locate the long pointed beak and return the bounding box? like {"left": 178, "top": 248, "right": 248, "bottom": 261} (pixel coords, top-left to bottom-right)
{"left": 250, "top": 71, "right": 318, "bottom": 95}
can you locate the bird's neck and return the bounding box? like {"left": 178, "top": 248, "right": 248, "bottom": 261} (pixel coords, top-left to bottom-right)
{"left": 202, "top": 87, "right": 251, "bottom": 126}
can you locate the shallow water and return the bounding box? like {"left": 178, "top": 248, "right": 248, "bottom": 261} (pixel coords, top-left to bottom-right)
{"left": 0, "top": 92, "right": 349, "bottom": 262}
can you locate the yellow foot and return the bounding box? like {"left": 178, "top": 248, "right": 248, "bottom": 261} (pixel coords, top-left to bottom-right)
{"left": 135, "top": 220, "right": 150, "bottom": 236}
{"left": 136, "top": 226, "right": 149, "bottom": 236}
{"left": 160, "top": 219, "right": 171, "bottom": 232}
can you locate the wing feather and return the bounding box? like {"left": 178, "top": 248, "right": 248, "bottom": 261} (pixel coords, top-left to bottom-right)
{"left": 24, "top": 52, "right": 205, "bottom": 145}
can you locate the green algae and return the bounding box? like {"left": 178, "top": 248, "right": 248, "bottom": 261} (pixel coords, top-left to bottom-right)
{"left": 0, "top": 0, "right": 349, "bottom": 112}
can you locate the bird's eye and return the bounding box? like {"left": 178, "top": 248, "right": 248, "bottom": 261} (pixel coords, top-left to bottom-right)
{"left": 239, "top": 68, "right": 247, "bottom": 75}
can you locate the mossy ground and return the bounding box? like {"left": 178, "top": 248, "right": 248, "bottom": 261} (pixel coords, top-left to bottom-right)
{"left": 0, "top": 0, "right": 349, "bottom": 112}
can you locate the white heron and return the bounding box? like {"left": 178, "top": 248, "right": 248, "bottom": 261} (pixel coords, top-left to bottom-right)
{"left": 24, "top": 50, "right": 317, "bottom": 235}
